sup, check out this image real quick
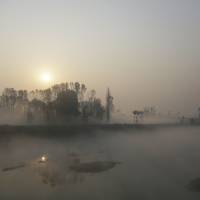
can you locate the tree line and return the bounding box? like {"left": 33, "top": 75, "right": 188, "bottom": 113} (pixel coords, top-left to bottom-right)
{"left": 0, "top": 82, "right": 113, "bottom": 123}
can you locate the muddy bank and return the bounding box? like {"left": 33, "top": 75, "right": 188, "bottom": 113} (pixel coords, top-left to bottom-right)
{"left": 0, "top": 123, "right": 196, "bottom": 137}
{"left": 2, "top": 164, "right": 26, "bottom": 172}
{"left": 69, "top": 161, "right": 120, "bottom": 173}
{"left": 2, "top": 153, "right": 121, "bottom": 187}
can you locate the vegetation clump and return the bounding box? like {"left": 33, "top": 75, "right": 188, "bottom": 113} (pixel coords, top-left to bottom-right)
{"left": 0, "top": 82, "right": 113, "bottom": 124}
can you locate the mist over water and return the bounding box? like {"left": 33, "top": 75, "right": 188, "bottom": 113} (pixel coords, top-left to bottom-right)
{"left": 1, "top": 126, "right": 200, "bottom": 200}
{"left": 0, "top": 0, "right": 200, "bottom": 199}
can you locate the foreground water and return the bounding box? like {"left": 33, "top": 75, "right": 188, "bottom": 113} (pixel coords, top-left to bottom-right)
{"left": 1, "top": 126, "right": 200, "bottom": 199}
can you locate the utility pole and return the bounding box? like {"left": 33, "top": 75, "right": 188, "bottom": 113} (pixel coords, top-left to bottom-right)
{"left": 106, "top": 88, "right": 113, "bottom": 122}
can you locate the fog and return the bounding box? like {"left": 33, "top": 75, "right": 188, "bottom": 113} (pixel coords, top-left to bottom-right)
{"left": 1, "top": 126, "right": 200, "bottom": 199}
{"left": 0, "top": 0, "right": 200, "bottom": 116}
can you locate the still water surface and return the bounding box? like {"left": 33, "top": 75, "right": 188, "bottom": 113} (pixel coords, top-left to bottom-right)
{"left": 1, "top": 126, "right": 200, "bottom": 200}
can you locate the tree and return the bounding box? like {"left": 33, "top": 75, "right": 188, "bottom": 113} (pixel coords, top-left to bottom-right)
{"left": 2, "top": 88, "right": 17, "bottom": 111}
{"left": 88, "top": 90, "right": 96, "bottom": 102}
{"left": 80, "top": 84, "right": 87, "bottom": 101}
{"left": 28, "top": 99, "right": 46, "bottom": 122}
{"left": 55, "top": 90, "right": 79, "bottom": 117}
{"left": 93, "top": 98, "right": 105, "bottom": 120}
{"left": 75, "top": 82, "right": 80, "bottom": 94}
{"left": 42, "top": 88, "right": 52, "bottom": 103}
{"left": 0, "top": 81, "right": 108, "bottom": 124}
{"left": 133, "top": 110, "right": 144, "bottom": 123}
{"left": 106, "top": 88, "right": 113, "bottom": 122}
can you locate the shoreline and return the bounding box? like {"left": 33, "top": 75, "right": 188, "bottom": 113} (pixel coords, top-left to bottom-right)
{"left": 0, "top": 123, "right": 198, "bottom": 136}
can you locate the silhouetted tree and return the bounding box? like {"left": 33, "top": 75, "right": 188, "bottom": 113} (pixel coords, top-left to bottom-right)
{"left": 133, "top": 110, "right": 144, "bottom": 123}
{"left": 42, "top": 88, "right": 52, "bottom": 103}
{"left": 93, "top": 98, "right": 105, "bottom": 120}
{"left": 55, "top": 90, "right": 79, "bottom": 117}
{"left": 29, "top": 99, "right": 46, "bottom": 111}
{"left": 75, "top": 82, "right": 80, "bottom": 94}
{"left": 106, "top": 88, "right": 113, "bottom": 122}
{"left": 2, "top": 88, "right": 17, "bottom": 111}
{"left": 0, "top": 81, "right": 108, "bottom": 124}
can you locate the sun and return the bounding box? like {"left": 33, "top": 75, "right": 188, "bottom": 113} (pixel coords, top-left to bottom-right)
{"left": 40, "top": 72, "right": 52, "bottom": 82}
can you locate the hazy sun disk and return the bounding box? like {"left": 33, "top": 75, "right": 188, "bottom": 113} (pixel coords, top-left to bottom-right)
{"left": 40, "top": 72, "right": 51, "bottom": 82}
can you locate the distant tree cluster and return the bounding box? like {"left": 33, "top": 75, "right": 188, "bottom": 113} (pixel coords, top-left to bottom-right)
{"left": 143, "top": 106, "right": 157, "bottom": 116}
{"left": 132, "top": 106, "right": 157, "bottom": 123}
{"left": 0, "top": 82, "right": 113, "bottom": 124}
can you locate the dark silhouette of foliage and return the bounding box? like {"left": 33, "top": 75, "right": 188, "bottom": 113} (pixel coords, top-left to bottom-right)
{"left": 0, "top": 82, "right": 112, "bottom": 124}
{"left": 54, "top": 90, "right": 79, "bottom": 117}
{"left": 106, "top": 88, "right": 113, "bottom": 122}
{"left": 132, "top": 110, "right": 144, "bottom": 123}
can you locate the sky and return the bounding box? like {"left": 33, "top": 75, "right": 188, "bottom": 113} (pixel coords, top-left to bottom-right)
{"left": 0, "top": 0, "right": 200, "bottom": 116}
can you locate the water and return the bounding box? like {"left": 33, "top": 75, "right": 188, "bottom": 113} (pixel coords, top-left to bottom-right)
{"left": 1, "top": 126, "right": 200, "bottom": 200}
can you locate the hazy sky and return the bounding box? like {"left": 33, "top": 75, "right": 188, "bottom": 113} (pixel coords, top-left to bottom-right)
{"left": 0, "top": 0, "right": 200, "bottom": 115}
